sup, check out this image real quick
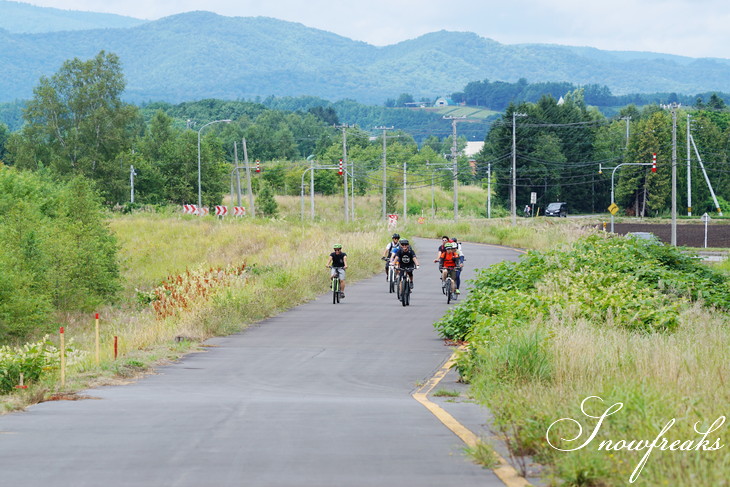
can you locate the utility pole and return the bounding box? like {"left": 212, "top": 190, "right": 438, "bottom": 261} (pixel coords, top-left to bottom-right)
{"left": 375, "top": 126, "right": 394, "bottom": 220}
{"left": 233, "top": 142, "right": 242, "bottom": 206}
{"left": 336, "top": 125, "right": 351, "bottom": 222}
{"left": 687, "top": 114, "right": 692, "bottom": 216}
{"left": 242, "top": 138, "right": 255, "bottom": 217}
{"left": 622, "top": 116, "right": 631, "bottom": 149}
{"left": 661, "top": 103, "right": 679, "bottom": 246}
{"left": 443, "top": 116, "right": 467, "bottom": 222}
{"left": 487, "top": 161, "right": 491, "bottom": 218}
{"left": 130, "top": 165, "right": 137, "bottom": 203}
{"left": 671, "top": 105, "right": 678, "bottom": 246}
{"left": 403, "top": 158, "right": 407, "bottom": 221}
{"left": 307, "top": 155, "right": 316, "bottom": 220}
{"left": 511, "top": 112, "right": 527, "bottom": 225}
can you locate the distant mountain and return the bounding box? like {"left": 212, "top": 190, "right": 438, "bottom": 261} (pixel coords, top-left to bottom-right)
{"left": 0, "top": 0, "right": 146, "bottom": 33}
{"left": 1, "top": 7, "right": 730, "bottom": 105}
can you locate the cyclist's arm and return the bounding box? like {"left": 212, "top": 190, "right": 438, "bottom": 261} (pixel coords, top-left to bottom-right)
{"left": 343, "top": 255, "right": 348, "bottom": 269}
{"left": 326, "top": 255, "right": 333, "bottom": 267}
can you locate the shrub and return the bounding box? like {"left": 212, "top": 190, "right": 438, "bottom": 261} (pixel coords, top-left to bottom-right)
{"left": 0, "top": 169, "right": 120, "bottom": 342}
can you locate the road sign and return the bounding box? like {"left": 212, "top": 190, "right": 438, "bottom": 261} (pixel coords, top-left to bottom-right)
{"left": 530, "top": 192, "right": 537, "bottom": 204}
{"left": 608, "top": 203, "right": 619, "bottom": 215}
{"left": 233, "top": 206, "right": 246, "bottom": 216}
{"left": 701, "top": 212, "right": 711, "bottom": 223}
{"left": 388, "top": 214, "right": 398, "bottom": 229}
{"left": 215, "top": 205, "right": 228, "bottom": 216}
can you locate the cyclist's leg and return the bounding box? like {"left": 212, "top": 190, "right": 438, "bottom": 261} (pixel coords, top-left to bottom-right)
{"left": 455, "top": 268, "right": 461, "bottom": 289}
{"left": 448, "top": 268, "right": 457, "bottom": 292}
{"left": 338, "top": 268, "right": 346, "bottom": 294}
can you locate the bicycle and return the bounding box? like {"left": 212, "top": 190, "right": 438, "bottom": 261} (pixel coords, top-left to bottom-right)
{"left": 440, "top": 266, "right": 457, "bottom": 304}
{"left": 398, "top": 266, "right": 416, "bottom": 306}
{"left": 329, "top": 266, "right": 344, "bottom": 304}
{"left": 383, "top": 257, "right": 397, "bottom": 294}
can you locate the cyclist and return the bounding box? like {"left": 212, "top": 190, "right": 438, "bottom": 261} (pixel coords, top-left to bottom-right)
{"left": 434, "top": 235, "right": 451, "bottom": 261}
{"left": 434, "top": 242, "right": 461, "bottom": 295}
{"left": 390, "top": 239, "right": 420, "bottom": 291}
{"left": 381, "top": 233, "right": 400, "bottom": 279}
{"left": 452, "top": 237, "right": 464, "bottom": 291}
{"left": 326, "top": 244, "right": 348, "bottom": 298}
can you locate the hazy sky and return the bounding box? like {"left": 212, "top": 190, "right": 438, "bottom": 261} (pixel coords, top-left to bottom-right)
{"left": 23, "top": 0, "right": 730, "bottom": 59}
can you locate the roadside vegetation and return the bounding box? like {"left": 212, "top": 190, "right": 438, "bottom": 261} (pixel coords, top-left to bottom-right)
{"left": 433, "top": 226, "right": 730, "bottom": 486}
{"left": 1, "top": 209, "right": 385, "bottom": 411}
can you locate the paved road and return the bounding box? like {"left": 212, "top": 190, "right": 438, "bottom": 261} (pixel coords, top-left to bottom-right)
{"left": 0, "top": 238, "right": 523, "bottom": 487}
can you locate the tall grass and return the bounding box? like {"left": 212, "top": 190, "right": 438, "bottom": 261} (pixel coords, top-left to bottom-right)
{"left": 440, "top": 230, "right": 730, "bottom": 486}
{"left": 2, "top": 214, "right": 386, "bottom": 410}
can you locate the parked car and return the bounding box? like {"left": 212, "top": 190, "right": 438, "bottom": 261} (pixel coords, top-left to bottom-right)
{"left": 545, "top": 202, "right": 568, "bottom": 217}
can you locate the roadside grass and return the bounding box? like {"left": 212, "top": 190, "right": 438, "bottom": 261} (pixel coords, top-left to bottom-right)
{"left": 274, "top": 184, "right": 493, "bottom": 221}
{"left": 436, "top": 229, "right": 730, "bottom": 486}
{"left": 432, "top": 388, "right": 460, "bottom": 397}
{"left": 1, "top": 214, "right": 385, "bottom": 412}
{"left": 466, "top": 441, "right": 501, "bottom": 469}
{"left": 402, "top": 216, "right": 592, "bottom": 251}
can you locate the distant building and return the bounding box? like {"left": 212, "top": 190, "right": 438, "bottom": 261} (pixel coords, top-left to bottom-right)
{"left": 464, "top": 141, "right": 484, "bottom": 157}
{"left": 433, "top": 97, "right": 454, "bottom": 107}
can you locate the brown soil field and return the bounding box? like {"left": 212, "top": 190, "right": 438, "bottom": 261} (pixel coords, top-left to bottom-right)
{"left": 610, "top": 223, "right": 730, "bottom": 248}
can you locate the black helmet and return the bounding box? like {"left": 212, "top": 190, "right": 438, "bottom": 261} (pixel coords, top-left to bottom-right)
{"left": 392, "top": 233, "right": 400, "bottom": 239}
{"left": 400, "top": 239, "right": 409, "bottom": 245}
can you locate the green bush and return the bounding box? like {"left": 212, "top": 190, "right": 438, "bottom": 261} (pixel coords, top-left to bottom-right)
{"left": 0, "top": 169, "right": 121, "bottom": 342}
{"left": 436, "top": 234, "right": 730, "bottom": 341}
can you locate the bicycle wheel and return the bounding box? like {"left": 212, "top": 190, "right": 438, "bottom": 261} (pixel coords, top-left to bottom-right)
{"left": 446, "top": 278, "right": 452, "bottom": 304}
{"left": 388, "top": 267, "right": 395, "bottom": 293}
{"left": 401, "top": 279, "right": 410, "bottom": 306}
{"left": 396, "top": 274, "right": 402, "bottom": 300}
{"left": 404, "top": 279, "right": 411, "bottom": 306}
{"left": 332, "top": 277, "right": 340, "bottom": 304}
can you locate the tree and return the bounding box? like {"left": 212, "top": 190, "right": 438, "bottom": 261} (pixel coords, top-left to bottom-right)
{"left": 395, "top": 93, "right": 415, "bottom": 107}
{"left": 0, "top": 123, "right": 8, "bottom": 163}
{"left": 11, "top": 51, "right": 139, "bottom": 203}
{"left": 256, "top": 181, "right": 279, "bottom": 217}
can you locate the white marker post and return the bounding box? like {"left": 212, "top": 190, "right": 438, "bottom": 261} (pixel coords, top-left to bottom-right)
{"left": 702, "top": 212, "right": 711, "bottom": 248}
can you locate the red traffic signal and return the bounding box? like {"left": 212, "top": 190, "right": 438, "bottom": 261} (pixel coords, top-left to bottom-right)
{"left": 652, "top": 153, "right": 656, "bottom": 173}
{"left": 255, "top": 160, "right": 261, "bottom": 173}
{"left": 338, "top": 159, "right": 343, "bottom": 175}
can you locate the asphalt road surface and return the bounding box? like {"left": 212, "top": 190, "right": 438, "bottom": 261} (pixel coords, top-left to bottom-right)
{"left": 0, "top": 238, "right": 523, "bottom": 487}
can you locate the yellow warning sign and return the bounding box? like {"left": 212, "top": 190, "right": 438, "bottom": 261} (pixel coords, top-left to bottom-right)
{"left": 608, "top": 203, "right": 619, "bottom": 215}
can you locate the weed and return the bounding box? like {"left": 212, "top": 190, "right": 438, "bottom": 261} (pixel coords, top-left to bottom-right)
{"left": 432, "top": 388, "right": 460, "bottom": 397}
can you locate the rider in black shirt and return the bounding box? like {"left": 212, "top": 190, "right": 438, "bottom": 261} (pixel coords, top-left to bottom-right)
{"left": 390, "top": 239, "right": 420, "bottom": 289}
{"left": 326, "top": 244, "right": 348, "bottom": 298}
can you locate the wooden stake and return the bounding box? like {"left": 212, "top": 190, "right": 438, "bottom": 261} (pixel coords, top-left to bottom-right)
{"left": 60, "top": 327, "right": 66, "bottom": 387}
{"left": 95, "top": 313, "right": 100, "bottom": 365}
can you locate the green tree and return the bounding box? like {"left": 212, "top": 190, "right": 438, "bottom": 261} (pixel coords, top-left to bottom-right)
{"left": 256, "top": 181, "right": 279, "bottom": 217}
{"left": 11, "top": 51, "right": 139, "bottom": 203}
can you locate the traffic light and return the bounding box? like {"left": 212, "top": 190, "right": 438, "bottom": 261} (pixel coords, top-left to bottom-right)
{"left": 255, "top": 160, "right": 261, "bottom": 173}
{"left": 338, "top": 159, "right": 343, "bottom": 175}
{"left": 652, "top": 153, "right": 656, "bottom": 173}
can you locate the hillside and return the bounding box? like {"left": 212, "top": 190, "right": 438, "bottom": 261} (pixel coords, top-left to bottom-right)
{"left": 0, "top": 0, "right": 146, "bottom": 33}
{"left": 2, "top": 7, "right": 730, "bottom": 105}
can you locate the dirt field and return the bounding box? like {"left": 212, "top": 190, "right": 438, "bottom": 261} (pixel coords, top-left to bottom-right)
{"left": 611, "top": 223, "right": 729, "bottom": 248}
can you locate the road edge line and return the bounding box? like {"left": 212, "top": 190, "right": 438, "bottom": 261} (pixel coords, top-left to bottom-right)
{"left": 412, "top": 352, "right": 532, "bottom": 487}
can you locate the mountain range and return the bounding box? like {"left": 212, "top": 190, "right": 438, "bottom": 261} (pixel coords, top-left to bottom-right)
{"left": 2, "top": 1, "right": 730, "bottom": 106}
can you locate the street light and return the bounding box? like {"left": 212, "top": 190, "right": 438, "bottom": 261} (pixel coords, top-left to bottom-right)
{"left": 198, "top": 119, "right": 232, "bottom": 210}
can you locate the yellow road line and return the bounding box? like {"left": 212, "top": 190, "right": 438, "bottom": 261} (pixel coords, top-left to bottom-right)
{"left": 412, "top": 353, "right": 532, "bottom": 487}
